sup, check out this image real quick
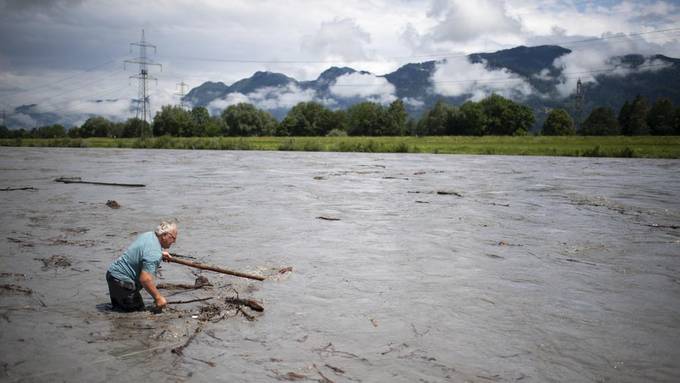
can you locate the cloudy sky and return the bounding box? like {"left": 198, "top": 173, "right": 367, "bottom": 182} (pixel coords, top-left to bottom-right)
{"left": 0, "top": 0, "right": 679, "bottom": 127}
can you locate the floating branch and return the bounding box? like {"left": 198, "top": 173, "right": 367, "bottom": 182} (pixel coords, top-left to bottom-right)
{"left": 55, "top": 177, "right": 145, "bottom": 187}
{"left": 317, "top": 216, "right": 340, "bottom": 221}
{"left": 1, "top": 187, "right": 37, "bottom": 191}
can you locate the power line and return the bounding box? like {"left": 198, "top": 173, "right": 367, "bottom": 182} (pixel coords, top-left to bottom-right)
{"left": 155, "top": 27, "right": 680, "bottom": 65}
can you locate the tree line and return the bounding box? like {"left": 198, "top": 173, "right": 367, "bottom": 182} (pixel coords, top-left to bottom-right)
{"left": 2, "top": 94, "right": 679, "bottom": 139}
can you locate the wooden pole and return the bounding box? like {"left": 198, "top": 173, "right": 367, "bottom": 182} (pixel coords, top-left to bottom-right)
{"left": 169, "top": 257, "right": 265, "bottom": 281}
{"left": 55, "top": 177, "right": 145, "bottom": 187}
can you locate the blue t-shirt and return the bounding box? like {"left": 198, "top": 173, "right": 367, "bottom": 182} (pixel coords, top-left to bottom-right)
{"left": 108, "top": 231, "right": 162, "bottom": 289}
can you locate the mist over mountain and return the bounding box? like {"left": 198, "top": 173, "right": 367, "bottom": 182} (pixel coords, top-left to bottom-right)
{"left": 8, "top": 44, "right": 680, "bottom": 130}
{"left": 183, "top": 44, "right": 680, "bottom": 127}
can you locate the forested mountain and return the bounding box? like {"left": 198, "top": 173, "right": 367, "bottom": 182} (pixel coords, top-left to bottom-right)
{"left": 184, "top": 45, "right": 680, "bottom": 125}
{"left": 8, "top": 45, "right": 680, "bottom": 130}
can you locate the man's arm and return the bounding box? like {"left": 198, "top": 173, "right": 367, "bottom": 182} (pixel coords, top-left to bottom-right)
{"left": 139, "top": 270, "right": 167, "bottom": 309}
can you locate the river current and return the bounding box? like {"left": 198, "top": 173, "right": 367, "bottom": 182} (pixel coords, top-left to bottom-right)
{"left": 1, "top": 147, "right": 679, "bottom": 382}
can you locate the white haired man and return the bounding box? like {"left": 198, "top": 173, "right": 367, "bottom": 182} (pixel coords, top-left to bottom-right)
{"left": 106, "top": 221, "right": 177, "bottom": 311}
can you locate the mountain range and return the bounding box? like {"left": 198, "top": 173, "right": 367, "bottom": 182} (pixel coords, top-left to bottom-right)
{"left": 184, "top": 44, "right": 680, "bottom": 128}
{"left": 9, "top": 45, "right": 680, "bottom": 131}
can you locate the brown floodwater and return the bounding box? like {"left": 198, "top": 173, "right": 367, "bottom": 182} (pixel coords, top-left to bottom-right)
{"left": 0, "top": 147, "right": 679, "bottom": 382}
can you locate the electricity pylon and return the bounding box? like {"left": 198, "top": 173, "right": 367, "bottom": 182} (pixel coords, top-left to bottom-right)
{"left": 574, "top": 78, "right": 584, "bottom": 131}
{"left": 125, "top": 29, "right": 161, "bottom": 135}
{"left": 175, "top": 81, "right": 189, "bottom": 110}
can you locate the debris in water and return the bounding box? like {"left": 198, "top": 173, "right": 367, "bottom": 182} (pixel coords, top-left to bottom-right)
{"left": 278, "top": 266, "right": 293, "bottom": 274}
{"left": 317, "top": 216, "right": 340, "bottom": 221}
{"left": 1, "top": 284, "right": 32, "bottom": 294}
{"left": 1, "top": 187, "right": 37, "bottom": 191}
{"left": 436, "top": 190, "right": 463, "bottom": 197}
{"left": 35, "top": 255, "right": 72, "bottom": 270}
{"left": 55, "top": 177, "right": 145, "bottom": 187}
{"left": 370, "top": 318, "right": 379, "bottom": 327}
{"left": 106, "top": 200, "right": 121, "bottom": 209}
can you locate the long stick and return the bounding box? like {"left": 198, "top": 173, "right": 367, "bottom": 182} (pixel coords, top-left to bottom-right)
{"left": 168, "top": 297, "right": 213, "bottom": 305}
{"left": 55, "top": 177, "right": 145, "bottom": 187}
{"left": 169, "top": 257, "right": 265, "bottom": 281}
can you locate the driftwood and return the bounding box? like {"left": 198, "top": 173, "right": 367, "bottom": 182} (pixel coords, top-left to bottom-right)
{"left": 225, "top": 297, "right": 264, "bottom": 312}
{"left": 55, "top": 177, "right": 145, "bottom": 188}
{"left": 169, "top": 257, "right": 265, "bottom": 281}
{"left": 171, "top": 324, "right": 203, "bottom": 356}
{"left": 1, "top": 187, "right": 37, "bottom": 191}
{"left": 1, "top": 284, "right": 32, "bottom": 294}
{"left": 157, "top": 283, "right": 199, "bottom": 290}
{"left": 167, "top": 297, "right": 213, "bottom": 305}
{"left": 317, "top": 216, "right": 340, "bottom": 221}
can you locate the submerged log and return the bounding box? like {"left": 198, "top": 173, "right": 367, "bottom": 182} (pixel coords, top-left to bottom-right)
{"left": 55, "top": 177, "right": 145, "bottom": 187}
{"left": 169, "top": 257, "right": 265, "bottom": 281}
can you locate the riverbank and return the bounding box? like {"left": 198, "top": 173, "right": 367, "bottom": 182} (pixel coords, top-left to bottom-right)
{"left": 2, "top": 135, "right": 679, "bottom": 158}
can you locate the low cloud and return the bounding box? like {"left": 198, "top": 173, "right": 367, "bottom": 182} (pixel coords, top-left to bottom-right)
{"left": 431, "top": 58, "right": 534, "bottom": 101}
{"left": 207, "top": 84, "right": 317, "bottom": 115}
{"left": 550, "top": 37, "right": 676, "bottom": 98}
{"left": 329, "top": 72, "right": 396, "bottom": 104}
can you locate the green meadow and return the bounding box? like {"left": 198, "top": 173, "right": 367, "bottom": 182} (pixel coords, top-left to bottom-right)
{"left": 2, "top": 136, "right": 679, "bottom": 158}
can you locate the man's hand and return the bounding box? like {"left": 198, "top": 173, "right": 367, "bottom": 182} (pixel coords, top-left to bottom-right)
{"left": 155, "top": 295, "right": 167, "bottom": 309}
{"left": 162, "top": 251, "right": 172, "bottom": 262}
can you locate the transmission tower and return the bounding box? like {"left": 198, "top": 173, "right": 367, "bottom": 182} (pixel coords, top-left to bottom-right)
{"left": 175, "top": 81, "right": 189, "bottom": 110}
{"left": 574, "top": 78, "right": 584, "bottom": 131}
{"left": 125, "top": 29, "right": 161, "bottom": 134}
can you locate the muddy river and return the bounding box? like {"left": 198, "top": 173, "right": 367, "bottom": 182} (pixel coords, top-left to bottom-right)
{"left": 0, "top": 147, "right": 679, "bottom": 382}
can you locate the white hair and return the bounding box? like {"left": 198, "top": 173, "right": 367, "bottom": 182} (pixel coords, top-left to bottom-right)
{"left": 154, "top": 221, "right": 177, "bottom": 236}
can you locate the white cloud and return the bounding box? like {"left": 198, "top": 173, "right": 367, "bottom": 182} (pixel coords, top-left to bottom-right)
{"left": 403, "top": 97, "right": 425, "bottom": 108}
{"left": 329, "top": 72, "right": 396, "bottom": 104}
{"left": 206, "top": 84, "right": 317, "bottom": 114}
{"left": 427, "top": 0, "right": 522, "bottom": 43}
{"left": 551, "top": 35, "right": 677, "bottom": 98}
{"left": 432, "top": 58, "right": 534, "bottom": 101}
{"left": 301, "top": 18, "right": 372, "bottom": 61}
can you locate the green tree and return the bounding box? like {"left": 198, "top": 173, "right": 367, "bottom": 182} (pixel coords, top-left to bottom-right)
{"left": 80, "top": 116, "right": 113, "bottom": 137}
{"left": 0, "top": 125, "right": 10, "bottom": 138}
{"left": 542, "top": 109, "right": 575, "bottom": 135}
{"left": 452, "top": 101, "right": 486, "bottom": 135}
{"left": 221, "top": 103, "right": 277, "bottom": 136}
{"left": 384, "top": 99, "right": 408, "bottom": 136}
{"left": 479, "top": 94, "right": 534, "bottom": 135}
{"left": 35, "top": 124, "right": 67, "bottom": 138}
{"left": 580, "top": 107, "right": 620, "bottom": 135}
{"left": 622, "top": 95, "right": 649, "bottom": 135}
{"left": 346, "top": 102, "right": 385, "bottom": 136}
{"left": 647, "top": 98, "right": 675, "bottom": 135}
{"left": 417, "top": 100, "right": 451, "bottom": 136}
{"left": 153, "top": 105, "right": 192, "bottom": 136}
{"left": 190, "top": 106, "right": 211, "bottom": 136}
{"left": 122, "top": 118, "right": 150, "bottom": 138}
{"left": 280, "top": 102, "right": 336, "bottom": 136}
{"left": 618, "top": 100, "right": 632, "bottom": 133}
{"left": 675, "top": 106, "right": 680, "bottom": 135}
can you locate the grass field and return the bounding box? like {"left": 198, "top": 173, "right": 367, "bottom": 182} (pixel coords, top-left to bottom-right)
{"left": 2, "top": 135, "right": 680, "bottom": 158}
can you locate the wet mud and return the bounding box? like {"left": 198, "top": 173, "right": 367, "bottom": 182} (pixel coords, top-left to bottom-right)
{"left": 0, "top": 147, "right": 679, "bottom": 382}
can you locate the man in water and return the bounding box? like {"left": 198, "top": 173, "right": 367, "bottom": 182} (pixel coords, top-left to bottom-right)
{"left": 106, "top": 221, "right": 177, "bottom": 311}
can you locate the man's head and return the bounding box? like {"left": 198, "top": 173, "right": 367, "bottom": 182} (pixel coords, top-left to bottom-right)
{"left": 155, "top": 221, "right": 178, "bottom": 249}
